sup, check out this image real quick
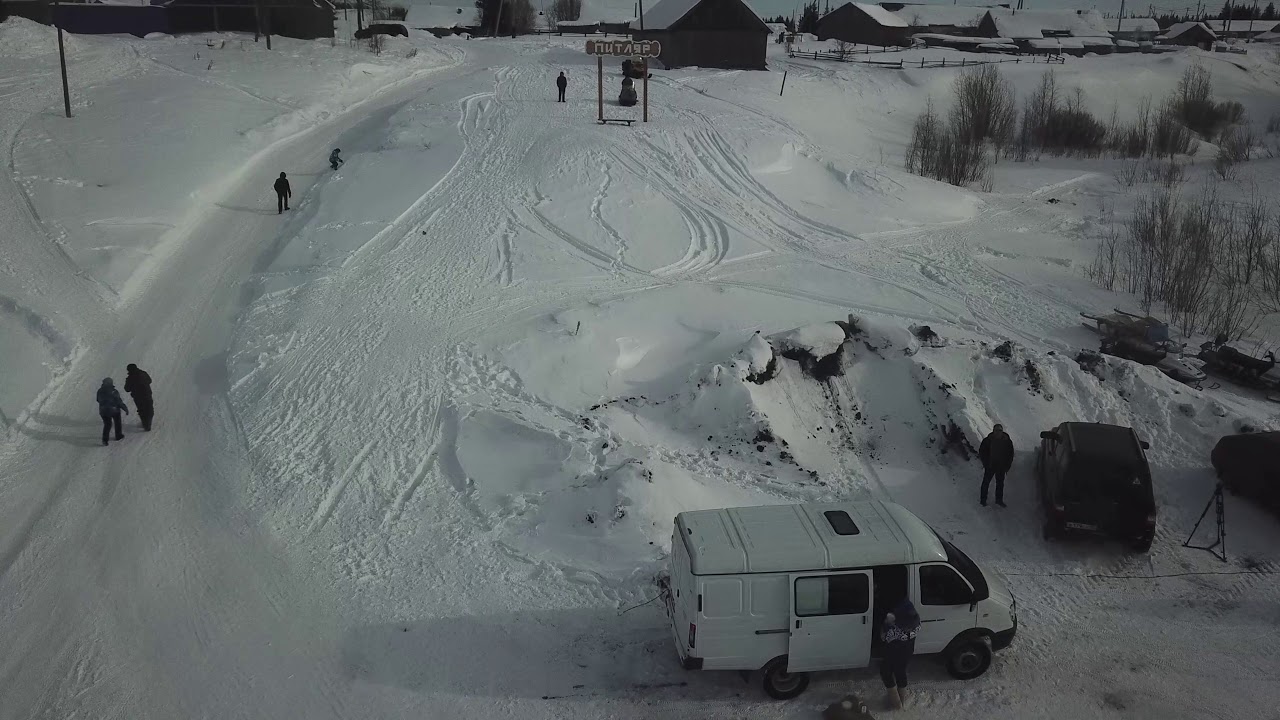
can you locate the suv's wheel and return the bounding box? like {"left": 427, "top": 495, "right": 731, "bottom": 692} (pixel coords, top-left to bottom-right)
{"left": 1132, "top": 534, "right": 1153, "bottom": 553}
{"left": 761, "top": 657, "right": 809, "bottom": 700}
{"left": 945, "top": 637, "right": 993, "bottom": 680}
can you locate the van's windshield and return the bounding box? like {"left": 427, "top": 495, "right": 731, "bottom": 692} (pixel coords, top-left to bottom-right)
{"left": 937, "top": 535, "right": 989, "bottom": 601}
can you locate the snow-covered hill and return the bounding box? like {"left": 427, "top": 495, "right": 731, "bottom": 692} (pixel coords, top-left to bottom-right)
{"left": 2, "top": 17, "right": 1280, "bottom": 720}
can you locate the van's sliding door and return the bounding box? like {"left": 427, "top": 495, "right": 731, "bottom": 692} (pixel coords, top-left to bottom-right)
{"left": 787, "top": 570, "right": 874, "bottom": 672}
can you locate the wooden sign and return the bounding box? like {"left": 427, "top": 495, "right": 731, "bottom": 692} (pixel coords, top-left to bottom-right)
{"left": 585, "top": 39, "right": 661, "bottom": 58}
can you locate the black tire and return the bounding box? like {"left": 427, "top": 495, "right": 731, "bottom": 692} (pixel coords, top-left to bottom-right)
{"left": 761, "top": 657, "right": 809, "bottom": 700}
{"left": 945, "top": 637, "right": 993, "bottom": 680}
{"left": 1132, "top": 535, "right": 1153, "bottom": 553}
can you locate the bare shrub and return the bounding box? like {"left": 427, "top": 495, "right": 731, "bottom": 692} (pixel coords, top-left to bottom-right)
{"left": 1173, "top": 65, "right": 1244, "bottom": 138}
{"left": 905, "top": 97, "right": 991, "bottom": 188}
{"left": 1014, "top": 72, "right": 1106, "bottom": 157}
{"left": 1144, "top": 158, "right": 1186, "bottom": 188}
{"left": 1089, "top": 203, "right": 1123, "bottom": 290}
{"left": 949, "top": 64, "right": 1017, "bottom": 151}
{"left": 1107, "top": 97, "right": 1153, "bottom": 158}
{"left": 834, "top": 39, "right": 852, "bottom": 57}
{"left": 906, "top": 98, "right": 941, "bottom": 176}
{"left": 1152, "top": 98, "right": 1197, "bottom": 157}
{"left": 1115, "top": 158, "right": 1142, "bottom": 187}
{"left": 1214, "top": 126, "right": 1252, "bottom": 179}
{"left": 1267, "top": 113, "right": 1280, "bottom": 134}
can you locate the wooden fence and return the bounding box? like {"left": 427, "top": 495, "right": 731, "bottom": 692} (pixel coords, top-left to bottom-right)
{"left": 786, "top": 50, "right": 1067, "bottom": 68}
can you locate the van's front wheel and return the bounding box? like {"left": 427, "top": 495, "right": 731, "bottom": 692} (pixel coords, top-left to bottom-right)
{"left": 762, "top": 657, "right": 810, "bottom": 700}
{"left": 945, "top": 637, "right": 993, "bottom": 680}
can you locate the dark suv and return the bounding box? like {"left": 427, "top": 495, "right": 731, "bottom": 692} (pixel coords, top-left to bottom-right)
{"left": 1036, "top": 422, "right": 1157, "bottom": 552}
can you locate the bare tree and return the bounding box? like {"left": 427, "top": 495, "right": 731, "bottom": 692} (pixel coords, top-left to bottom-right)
{"left": 949, "top": 64, "right": 1017, "bottom": 152}
{"left": 547, "top": 0, "right": 582, "bottom": 25}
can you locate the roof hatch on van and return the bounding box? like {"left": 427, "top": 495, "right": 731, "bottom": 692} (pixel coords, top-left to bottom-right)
{"left": 823, "top": 510, "right": 860, "bottom": 535}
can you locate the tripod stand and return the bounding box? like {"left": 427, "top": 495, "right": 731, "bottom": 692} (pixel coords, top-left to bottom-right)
{"left": 1183, "top": 483, "right": 1226, "bottom": 563}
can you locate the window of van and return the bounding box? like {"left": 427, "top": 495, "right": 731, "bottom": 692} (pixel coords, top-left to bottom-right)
{"left": 701, "top": 578, "right": 743, "bottom": 618}
{"left": 919, "top": 565, "right": 973, "bottom": 606}
{"left": 794, "top": 574, "right": 869, "bottom": 616}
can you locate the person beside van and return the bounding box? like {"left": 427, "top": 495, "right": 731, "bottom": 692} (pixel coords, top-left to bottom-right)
{"left": 979, "top": 424, "right": 1014, "bottom": 507}
{"left": 879, "top": 597, "right": 920, "bottom": 710}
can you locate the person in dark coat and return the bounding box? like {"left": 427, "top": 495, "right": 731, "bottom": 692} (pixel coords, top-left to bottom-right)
{"left": 96, "top": 377, "right": 129, "bottom": 446}
{"left": 556, "top": 71, "right": 567, "bottom": 103}
{"left": 879, "top": 597, "right": 920, "bottom": 710}
{"left": 124, "top": 363, "right": 154, "bottom": 432}
{"left": 329, "top": 148, "right": 344, "bottom": 171}
{"left": 979, "top": 423, "right": 1015, "bottom": 507}
{"left": 273, "top": 172, "right": 291, "bottom": 214}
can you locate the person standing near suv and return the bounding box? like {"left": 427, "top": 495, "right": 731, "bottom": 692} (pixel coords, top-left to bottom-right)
{"left": 979, "top": 424, "right": 1014, "bottom": 507}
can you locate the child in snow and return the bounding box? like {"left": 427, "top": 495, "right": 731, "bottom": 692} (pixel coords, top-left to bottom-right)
{"left": 96, "top": 377, "right": 130, "bottom": 446}
{"left": 880, "top": 598, "right": 920, "bottom": 710}
{"left": 329, "top": 148, "right": 344, "bottom": 171}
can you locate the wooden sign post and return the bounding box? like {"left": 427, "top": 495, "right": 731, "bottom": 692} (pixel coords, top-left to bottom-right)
{"left": 585, "top": 39, "right": 662, "bottom": 125}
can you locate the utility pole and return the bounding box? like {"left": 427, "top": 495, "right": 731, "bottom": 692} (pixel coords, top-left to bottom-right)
{"left": 52, "top": 0, "right": 72, "bottom": 118}
{"left": 1249, "top": 0, "right": 1258, "bottom": 39}
{"left": 357, "top": 0, "right": 364, "bottom": 32}
{"left": 1225, "top": 0, "right": 1232, "bottom": 37}
{"left": 1117, "top": 0, "right": 1126, "bottom": 35}
{"left": 493, "top": 0, "right": 504, "bottom": 36}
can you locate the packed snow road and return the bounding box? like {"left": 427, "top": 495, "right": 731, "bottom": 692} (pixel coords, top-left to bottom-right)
{"left": 2, "top": 27, "right": 1280, "bottom": 720}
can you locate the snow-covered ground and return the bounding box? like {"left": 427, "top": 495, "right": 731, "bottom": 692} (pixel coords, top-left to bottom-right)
{"left": 2, "top": 17, "right": 1279, "bottom": 720}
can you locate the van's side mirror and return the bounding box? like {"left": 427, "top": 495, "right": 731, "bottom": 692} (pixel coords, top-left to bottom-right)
{"left": 1040, "top": 431, "right": 1059, "bottom": 441}
{"left": 1140, "top": 440, "right": 1150, "bottom": 450}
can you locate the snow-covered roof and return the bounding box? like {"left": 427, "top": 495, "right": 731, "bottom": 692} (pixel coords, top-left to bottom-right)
{"left": 1116, "top": 38, "right": 1140, "bottom": 47}
{"left": 404, "top": 2, "right": 475, "bottom": 28}
{"left": 984, "top": 8, "right": 1112, "bottom": 39}
{"left": 914, "top": 32, "right": 991, "bottom": 45}
{"left": 852, "top": 2, "right": 908, "bottom": 27}
{"left": 630, "top": 0, "right": 768, "bottom": 31}
{"left": 888, "top": 4, "right": 992, "bottom": 29}
{"left": 1204, "top": 19, "right": 1279, "bottom": 32}
{"left": 676, "top": 501, "right": 947, "bottom": 575}
{"left": 1160, "top": 21, "right": 1217, "bottom": 39}
{"left": 1029, "top": 36, "right": 1086, "bottom": 48}
{"left": 556, "top": 19, "right": 601, "bottom": 27}
{"left": 1115, "top": 17, "right": 1159, "bottom": 33}
{"left": 1258, "top": 30, "right": 1280, "bottom": 41}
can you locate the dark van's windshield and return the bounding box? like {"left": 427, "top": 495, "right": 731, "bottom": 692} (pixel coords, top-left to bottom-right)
{"left": 936, "top": 534, "right": 989, "bottom": 602}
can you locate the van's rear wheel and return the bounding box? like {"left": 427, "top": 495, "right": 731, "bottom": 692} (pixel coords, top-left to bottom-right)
{"left": 762, "top": 657, "right": 809, "bottom": 700}
{"left": 945, "top": 638, "right": 993, "bottom": 680}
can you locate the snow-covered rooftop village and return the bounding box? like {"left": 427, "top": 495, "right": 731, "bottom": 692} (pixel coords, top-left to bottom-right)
{"left": 1, "top": 0, "right": 1279, "bottom": 717}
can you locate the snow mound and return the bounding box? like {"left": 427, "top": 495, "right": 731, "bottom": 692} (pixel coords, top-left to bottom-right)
{"left": 769, "top": 322, "right": 848, "bottom": 360}
{"left": 0, "top": 17, "right": 83, "bottom": 59}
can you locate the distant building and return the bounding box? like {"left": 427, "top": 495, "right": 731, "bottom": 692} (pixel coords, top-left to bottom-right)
{"left": 2, "top": 0, "right": 335, "bottom": 38}
{"left": 978, "top": 8, "right": 1114, "bottom": 54}
{"left": 1112, "top": 17, "right": 1160, "bottom": 42}
{"left": 1158, "top": 21, "right": 1217, "bottom": 49}
{"left": 404, "top": 3, "right": 476, "bottom": 36}
{"left": 630, "top": 0, "right": 771, "bottom": 70}
{"left": 879, "top": 3, "right": 997, "bottom": 37}
{"left": 816, "top": 2, "right": 908, "bottom": 47}
{"left": 1204, "top": 18, "right": 1280, "bottom": 38}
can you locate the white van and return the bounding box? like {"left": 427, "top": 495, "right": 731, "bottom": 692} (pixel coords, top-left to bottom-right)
{"left": 660, "top": 501, "right": 1016, "bottom": 699}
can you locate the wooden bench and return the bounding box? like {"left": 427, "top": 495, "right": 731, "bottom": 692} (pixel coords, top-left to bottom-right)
{"left": 599, "top": 118, "right": 635, "bottom": 126}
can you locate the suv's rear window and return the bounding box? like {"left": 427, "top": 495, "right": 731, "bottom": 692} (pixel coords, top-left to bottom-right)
{"left": 824, "top": 510, "right": 860, "bottom": 536}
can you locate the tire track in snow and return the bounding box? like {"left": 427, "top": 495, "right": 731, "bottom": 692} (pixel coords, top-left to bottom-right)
{"left": 311, "top": 440, "right": 375, "bottom": 530}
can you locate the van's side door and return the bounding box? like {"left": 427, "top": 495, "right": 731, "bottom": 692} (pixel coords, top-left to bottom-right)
{"left": 914, "top": 563, "right": 977, "bottom": 654}
{"left": 787, "top": 570, "right": 874, "bottom": 672}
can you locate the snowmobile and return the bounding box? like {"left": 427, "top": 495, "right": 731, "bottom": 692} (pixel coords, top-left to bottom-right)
{"left": 1081, "top": 308, "right": 1171, "bottom": 346}
{"left": 1198, "top": 335, "right": 1278, "bottom": 384}
{"left": 1098, "top": 336, "right": 1208, "bottom": 388}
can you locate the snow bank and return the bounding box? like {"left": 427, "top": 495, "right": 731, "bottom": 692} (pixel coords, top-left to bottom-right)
{"left": 769, "top": 322, "right": 848, "bottom": 360}
{"left": 0, "top": 17, "right": 83, "bottom": 59}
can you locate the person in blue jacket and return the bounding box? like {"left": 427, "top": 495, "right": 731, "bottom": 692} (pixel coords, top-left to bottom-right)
{"left": 96, "top": 377, "right": 130, "bottom": 446}
{"left": 329, "top": 148, "right": 344, "bottom": 171}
